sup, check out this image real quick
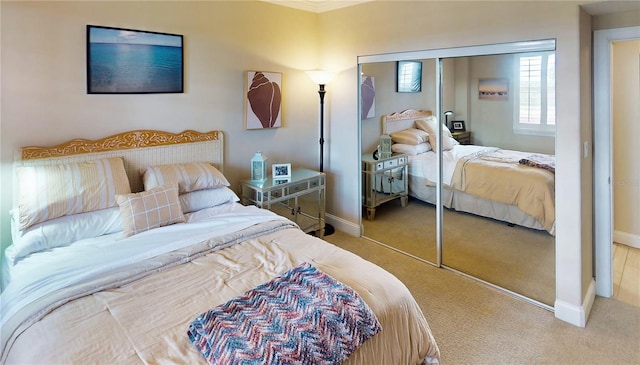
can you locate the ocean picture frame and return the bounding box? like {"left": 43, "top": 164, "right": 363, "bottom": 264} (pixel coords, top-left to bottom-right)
{"left": 87, "top": 25, "right": 184, "bottom": 94}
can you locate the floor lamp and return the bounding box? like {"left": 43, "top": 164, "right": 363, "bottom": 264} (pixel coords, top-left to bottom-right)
{"left": 307, "top": 70, "right": 336, "bottom": 236}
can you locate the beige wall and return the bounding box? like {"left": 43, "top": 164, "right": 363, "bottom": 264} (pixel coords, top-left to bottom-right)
{"left": 613, "top": 40, "right": 640, "bottom": 239}
{"left": 0, "top": 1, "right": 321, "bottom": 249}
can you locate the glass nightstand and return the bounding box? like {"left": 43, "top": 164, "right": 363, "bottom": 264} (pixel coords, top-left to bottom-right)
{"left": 240, "top": 168, "right": 326, "bottom": 237}
{"left": 361, "top": 153, "right": 409, "bottom": 220}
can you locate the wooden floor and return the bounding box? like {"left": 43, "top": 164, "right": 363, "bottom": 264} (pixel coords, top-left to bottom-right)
{"left": 613, "top": 242, "right": 640, "bottom": 307}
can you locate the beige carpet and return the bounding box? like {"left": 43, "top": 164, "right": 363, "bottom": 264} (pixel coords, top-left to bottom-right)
{"left": 323, "top": 230, "right": 640, "bottom": 365}
{"left": 363, "top": 197, "right": 555, "bottom": 306}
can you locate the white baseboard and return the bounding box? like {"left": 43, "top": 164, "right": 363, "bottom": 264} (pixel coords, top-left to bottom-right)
{"left": 614, "top": 230, "right": 640, "bottom": 249}
{"left": 325, "top": 214, "right": 360, "bottom": 237}
{"left": 554, "top": 278, "right": 596, "bottom": 327}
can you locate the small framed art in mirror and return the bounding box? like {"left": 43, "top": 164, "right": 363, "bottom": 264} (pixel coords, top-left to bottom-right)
{"left": 396, "top": 61, "right": 422, "bottom": 93}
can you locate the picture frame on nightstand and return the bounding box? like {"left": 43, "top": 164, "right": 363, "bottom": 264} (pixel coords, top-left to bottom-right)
{"left": 272, "top": 163, "right": 291, "bottom": 178}
{"left": 452, "top": 120, "right": 466, "bottom": 131}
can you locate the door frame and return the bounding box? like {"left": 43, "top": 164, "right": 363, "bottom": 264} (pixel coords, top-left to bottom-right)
{"left": 593, "top": 26, "right": 640, "bottom": 297}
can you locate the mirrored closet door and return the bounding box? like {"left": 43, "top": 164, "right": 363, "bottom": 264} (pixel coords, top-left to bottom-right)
{"left": 360, "top": 59, "right": 439, "bottom": 265}
{"left": 358, "top": 40, "right": 557, "bottom": 308}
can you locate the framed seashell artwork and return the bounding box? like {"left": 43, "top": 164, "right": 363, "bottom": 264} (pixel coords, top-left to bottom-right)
{"left": 361, "top": 75, "right": 375, "bottom": 119}
{"left": 245, "top": 71, "right": 283, "bottom": 129}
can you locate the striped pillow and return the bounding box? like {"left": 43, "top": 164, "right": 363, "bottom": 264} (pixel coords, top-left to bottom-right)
{"left": 116, "top": 185, "right": 185, "bottom": 237}
{"left": 16, "top": 157, "right": 131, "bottom": 231}
{"left": 142, "top": 163, "right": 229, "bottom": 194}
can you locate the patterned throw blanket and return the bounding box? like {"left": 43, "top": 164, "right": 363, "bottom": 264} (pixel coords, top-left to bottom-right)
{"left": 187, "top": 262, "right": 382, "bottom": 365}
{"left": 519, "top": 154, "right": 555, "bottom": 173}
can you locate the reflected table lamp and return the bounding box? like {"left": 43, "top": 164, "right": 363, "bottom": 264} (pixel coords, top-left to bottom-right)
{"left": 444, "top": 110, "right": 454, "bottom": 130}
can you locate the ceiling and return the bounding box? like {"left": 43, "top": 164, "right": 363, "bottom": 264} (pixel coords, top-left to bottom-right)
{"left": 581, "top": 0, "right": 640, "bottom": 15}
{"left": 264, "top": 0, "right": 639, "bottom": 15}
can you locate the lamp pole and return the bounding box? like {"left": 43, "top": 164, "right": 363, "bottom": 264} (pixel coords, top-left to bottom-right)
{"left": 318, "top": 84, "right": 326, "bottom": 172}
{"left": 307, "top": 70, "right": 336, "bottom": 236}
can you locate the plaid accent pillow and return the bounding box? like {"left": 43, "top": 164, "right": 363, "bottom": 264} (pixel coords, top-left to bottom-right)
{"left": 116, "top": 185, "right": 185, "bottom": 237}
{"left": 142, "top": 163, "right": 229, "bottom": 194}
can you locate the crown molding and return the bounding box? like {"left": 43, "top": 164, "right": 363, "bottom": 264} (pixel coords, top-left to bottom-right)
{"left": 263, "top": 0, "right": 372, "bottom": 13}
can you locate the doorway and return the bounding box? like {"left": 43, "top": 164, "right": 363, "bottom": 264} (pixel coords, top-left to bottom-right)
{"left": 594, "top": 26, "right": 640, "bottom": 299}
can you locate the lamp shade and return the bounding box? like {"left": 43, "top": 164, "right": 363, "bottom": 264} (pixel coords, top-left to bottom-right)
{"left": 444, "top": 110, "right": 454, "bottom": 116}
{"left": 306, "top": 70, "right": 335, "bottom": 85}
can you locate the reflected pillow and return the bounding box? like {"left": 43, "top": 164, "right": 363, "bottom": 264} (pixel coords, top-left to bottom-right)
{"left": 415, "top": 117, "right": 459, "bottom": 151}
{"left": 390, "top": 128, "right": 429, "bottom": 145}
{"left": 392, "top": 142, "right": 432, "bottom": 155}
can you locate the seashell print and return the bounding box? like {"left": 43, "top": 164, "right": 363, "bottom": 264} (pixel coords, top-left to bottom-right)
{"left": 247, "top": 72, "right": 282, "bottom": 128}
{"left": 361, "top": 76, "right": 375, "bottom": 119}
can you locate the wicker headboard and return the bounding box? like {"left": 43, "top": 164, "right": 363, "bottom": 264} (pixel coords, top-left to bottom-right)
{"left": 15, "top": 130, "right": 224, "bottom": 194}
{"left": 382, "top": 109, "right": 433, "bottom": 134}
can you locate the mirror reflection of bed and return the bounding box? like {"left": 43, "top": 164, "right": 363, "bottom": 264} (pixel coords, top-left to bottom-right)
{"left": 360, "top": 44, "right": 556, "bottom": 307}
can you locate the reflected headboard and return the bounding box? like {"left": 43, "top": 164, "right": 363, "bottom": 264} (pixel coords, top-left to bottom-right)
{"left": 15, "top": 130, "right": 224, "bottom": 194}
{"left": 382, "top": 109, "right": 433, "bottom": 134}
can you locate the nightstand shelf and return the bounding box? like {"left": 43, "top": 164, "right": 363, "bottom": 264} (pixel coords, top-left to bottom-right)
{"left": 240, "top": 168, "right": 325, "bottom": 237}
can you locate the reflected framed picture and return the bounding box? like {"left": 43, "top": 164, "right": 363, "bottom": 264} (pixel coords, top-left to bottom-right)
{"left": 452, "top": 120, "right": 466, "bottom": 131}
{"left": 87, "top": 25, "right": 183, "bottom": 94}
{"left": 273, "top": 178, "right": 291, "bottom": 185}
{"left": 361, "top": 75, "right": 376, "bottom": 119}
{"left": 478, "top": 78, "right": 508, "bottom": 100}
{"left": 272, "top": 163, "right": 291, "bottom": 178}
{"left": 397, "top": 61, "right": 422, "bottom": 93}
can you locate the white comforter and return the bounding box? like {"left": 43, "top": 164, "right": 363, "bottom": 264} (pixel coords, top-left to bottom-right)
{"left": 1, "top": 203, "right": 440, "bottom": 364}
{"left": 408, "top": 145, "right": 498, "bottom": 186}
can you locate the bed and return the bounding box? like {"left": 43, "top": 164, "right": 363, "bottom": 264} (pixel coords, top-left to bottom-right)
{"left": 382, "top": 109, "right": 555, "bottom": 235}
{"left": 0, "top": 129, "right": 440, "bottom": 364}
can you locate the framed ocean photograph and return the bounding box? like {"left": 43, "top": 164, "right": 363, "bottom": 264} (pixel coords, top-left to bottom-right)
{"left": 396, "top": 61, "right": 422, "bottom": 93}
{"left": 87, "top": 25, "right": 183, "bottom": 94}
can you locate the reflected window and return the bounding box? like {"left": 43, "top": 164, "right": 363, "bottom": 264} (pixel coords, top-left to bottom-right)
{"left": 515, "top": 52, "right": 555, "bottom": 136}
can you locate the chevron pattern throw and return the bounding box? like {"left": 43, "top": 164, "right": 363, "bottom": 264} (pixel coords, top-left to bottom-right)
{"left": 187, "top": 262, "right": 381, "bottom": 364}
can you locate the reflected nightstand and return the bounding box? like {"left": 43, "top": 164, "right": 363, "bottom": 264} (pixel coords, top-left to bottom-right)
{"left": 452, "top": 131, "right": 471, "bottom": 145}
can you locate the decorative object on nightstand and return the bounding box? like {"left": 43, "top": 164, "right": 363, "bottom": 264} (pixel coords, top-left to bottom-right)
{"left": 444, "top": 110, "right": 454, "bottom": 129}
{"left": 241, "top": 169, "right": 326, "bottom": 237}
{"left": 250, "top": 151, "right": 267, "bottom": 181}
{"left": 307, "top": 69, "right": 336, "bottom": 236}
{"left": 451, "top": 131, "right": 472, "bottom": 145}
{"left": 272, "top": 163, "right": 291, "bottom": 179}
{"left": 361, "top": 153, "right": 409, "bottom": 220}
{"left": 451, "top": 120, "right": 466, "bottom": 132}
{"left": 379, "top": 134, "right": 392, "bottom": 159}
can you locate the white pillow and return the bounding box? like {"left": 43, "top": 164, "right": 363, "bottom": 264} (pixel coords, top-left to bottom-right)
{"left": 6, "top": 207, "right": 122, "bottom": 265}
{"left": 142, "top": 162, "right": 229, "bottom": 194}
{"left": 415, "top": 117, "right": 459, "bottom": 151}
{"left": 392, "top": 142, "right": 432, "bottom": 155}
{"left": 179, "top": 187, "right": 240, "bottom": 213}
{"left": 390, "top": 128, "right": 429, "bottom": 145}
{"left": 16, "top": 157, "right": 131, "bottom": 230}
